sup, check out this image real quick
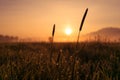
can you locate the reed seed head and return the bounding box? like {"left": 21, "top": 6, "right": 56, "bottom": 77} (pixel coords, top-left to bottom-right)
{"left": 52, "top": 24, "right": 55, "bottom": 37}
{"left": 79, "top": 8, "right": 88, "bottom": 31}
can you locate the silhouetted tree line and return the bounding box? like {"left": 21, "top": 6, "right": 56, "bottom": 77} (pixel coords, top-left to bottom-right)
{"left": 0, "top": 34, "right": 18, "bottom": 42}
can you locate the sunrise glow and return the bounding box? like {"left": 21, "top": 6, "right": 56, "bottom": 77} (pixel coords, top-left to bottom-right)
{"left": 65, "top": 27, "right": 72, "bottom": 36}
{"left": 0, "top": 0, "right": 120, "bottom": 42}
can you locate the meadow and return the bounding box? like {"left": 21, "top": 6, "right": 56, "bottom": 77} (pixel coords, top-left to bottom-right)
{"left": 0, "top": 42, "right": 120, "bottom": 80}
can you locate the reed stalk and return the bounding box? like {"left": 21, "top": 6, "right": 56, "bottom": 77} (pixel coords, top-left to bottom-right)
{"left": 76, "top": 8, "right": 88, "bottom": 49}
{"left": 72, "top": 8, "right": 88, "bottom": 80}
{"left": 50, "top": 24, "right": 56, "bottom": 62}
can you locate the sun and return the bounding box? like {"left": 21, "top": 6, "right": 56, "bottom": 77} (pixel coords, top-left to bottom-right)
{"left": 65, "top": 27, "right": 72, "bottom": 35}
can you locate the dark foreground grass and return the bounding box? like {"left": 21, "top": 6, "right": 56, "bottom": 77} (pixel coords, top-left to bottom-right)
{"left": 0, "top": 42, "right": 120, "bottom": 80}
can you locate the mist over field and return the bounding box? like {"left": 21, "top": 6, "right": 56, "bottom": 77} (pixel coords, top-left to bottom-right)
{"left": 0, "top": 27, "right": 120, "bottom": 43}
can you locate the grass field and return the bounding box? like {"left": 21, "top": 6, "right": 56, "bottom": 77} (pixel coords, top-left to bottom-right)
{"left": 0, "top": 42, "right": 120, "bottom": 80}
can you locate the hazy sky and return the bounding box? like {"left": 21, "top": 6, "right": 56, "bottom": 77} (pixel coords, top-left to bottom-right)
{"left": 0, "top": 0, "right": 120, "bottom": 42}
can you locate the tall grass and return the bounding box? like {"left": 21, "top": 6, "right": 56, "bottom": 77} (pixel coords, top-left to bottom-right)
{"left": 76, "top": 8, "right": 88, "bottom": 48}
{"left": 52, "top": 24, "right": 55, "bottom": 42}
{"left": 0, "top": 42, "right": 120, "bottom": 80}
{"left": 50, "top": 24, "right": 56, "bottom": 62}
{"left": 71, "top": 8, "right": 88, "bottom": 80}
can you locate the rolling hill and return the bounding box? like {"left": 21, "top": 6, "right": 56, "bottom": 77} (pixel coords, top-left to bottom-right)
{"left": 81, "top": 27, "right": 120, "bottom": 42}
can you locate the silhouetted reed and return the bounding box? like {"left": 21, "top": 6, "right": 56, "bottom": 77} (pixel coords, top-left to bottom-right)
{"left": 52, "top": 24, "right": 55, "bottom": 41}
{"left": 71, "top": 8, "right": 88, "bottom": 80}
{"left": 76, "top": 8, "right": 88, "bottom": 49}
{"left": 50, "top": 24, "right": 56, "bottom": 62}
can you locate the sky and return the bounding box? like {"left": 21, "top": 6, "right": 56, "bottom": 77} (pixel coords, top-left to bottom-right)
{"left": 0, "top": 0, "right": 120, "bottom": 42}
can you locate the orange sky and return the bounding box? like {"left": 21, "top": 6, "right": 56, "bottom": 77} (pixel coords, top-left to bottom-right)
{"left": 0, "top": 0, "right": 120, "bottom": 42}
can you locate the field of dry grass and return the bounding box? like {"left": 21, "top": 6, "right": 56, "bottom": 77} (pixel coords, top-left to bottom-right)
{"left": 0, "top": 42, "right": 120, "bottom": 80}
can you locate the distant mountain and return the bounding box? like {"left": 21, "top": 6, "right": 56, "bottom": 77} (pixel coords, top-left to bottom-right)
{"left": 81, "top": 27, "right": 120, "bottom": 42}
